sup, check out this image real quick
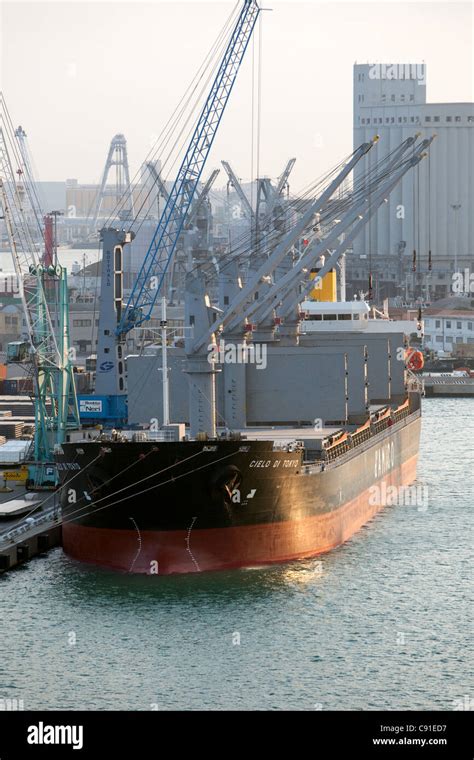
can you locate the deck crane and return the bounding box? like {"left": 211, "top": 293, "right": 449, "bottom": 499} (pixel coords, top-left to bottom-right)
{"left": 186, "top": 169, "right": 221, "bottom": 229}
{"left": 192, "top": 137, "right": 382, "bottom": 352}
{"left": 145, "top": 162, "right": 220, "bottom": 300}
{"left": 221, "top": 157, "right": 296, "bottom": 230}
{"left": 145, "top": 161, "right": 170, "bottom": 211}
{"left": 193, "top": 134, "right": 426, "bottom": 349}
{"left": 253, "top": 139, "right": 435, "bottom": 328}
{"left": 185, "top": 135, "right": 433, "bottom": 436}
{"left": 222, "top": 160, "right": 255, "bottom": 223}
{"left": 0, "top": 112, "right": 79, "bottom": 487}
{"left": 227, "top": 138, "right": 435, "bottom": 331}
{"left": 167, "top": 168, "right": 221, "bottom": 303}
{"left": 263, "top": 157, "right": 296, "bottom": 228}
{"left": 82, "top": 0, "right": 260, "bottom": 426}
{"left": 146, "top": 163, "right": 221, "bottom": 224}
{"left": 220, "top": 157, "right": 296, "bottom": 297}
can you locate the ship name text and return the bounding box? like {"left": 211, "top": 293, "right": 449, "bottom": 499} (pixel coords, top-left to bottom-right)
{"left": 249, "top": 459, "right": 298, "bottom": 469}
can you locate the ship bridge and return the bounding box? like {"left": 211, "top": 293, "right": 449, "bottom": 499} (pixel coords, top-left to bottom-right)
{"left": 300, "top": 300, "right": 370, "bottom": 331}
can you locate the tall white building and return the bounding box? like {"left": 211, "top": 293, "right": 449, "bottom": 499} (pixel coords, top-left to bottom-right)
{"left": 351, "top": 63, "right": 474, "bottom": 301}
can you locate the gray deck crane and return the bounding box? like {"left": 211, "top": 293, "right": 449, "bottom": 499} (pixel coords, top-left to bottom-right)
{"left": 193, "top": 133, "right": 423, "bottom": 349}
{"left": 222, "top": 160, "right": 255, "bottom": 222}
{"left": 145, "top": 161, "right": 170, "bottom": 204}
{"left": 184, "top": 135, "right": 434, "bottom": 436}
{"left": 191, "top": 137, "right": 381, "bottom": 354}
{"left": 263, "top": 157, "right": 296, "bottom": 226}
{"left": 257, "top": 139, "right": 436, "bottom": 329}
{"left": 146, "top": 163, "right": 220, "bottom": 228}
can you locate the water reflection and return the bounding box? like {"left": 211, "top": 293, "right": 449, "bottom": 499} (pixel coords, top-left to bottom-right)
{"left": 56, "top": 548, "right": 331, "bottom": 608}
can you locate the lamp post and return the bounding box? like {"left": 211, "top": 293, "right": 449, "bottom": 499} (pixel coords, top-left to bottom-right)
{"left": 450, "top": 203, "right": 461, "bottom": 280}
{"left": 82, "top": 252, "right": 89, "bottom": 297}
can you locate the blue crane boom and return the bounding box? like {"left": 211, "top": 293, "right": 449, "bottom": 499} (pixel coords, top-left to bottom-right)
{"left": 78, "top": 0, "right": 260, "bottom": 425}
{"left": 117, "top": 0, "right": 260, "bottom": 336}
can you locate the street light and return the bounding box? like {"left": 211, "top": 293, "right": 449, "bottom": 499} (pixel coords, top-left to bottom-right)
{"left": 450, "top": 203, "right": 461, "bottom": 281}
{"left": 82, "top": 252, "right": 89, "bottom": 296}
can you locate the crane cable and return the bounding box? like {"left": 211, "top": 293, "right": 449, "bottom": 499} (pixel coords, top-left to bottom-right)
{"left": 102, "top": 1, "right": 241, "bottom": 230}
{"left": 190, "top": 141, "right": 416, "bottom": 285}
{"left": 125, "top": 145, "right": 423, "bottom": 410}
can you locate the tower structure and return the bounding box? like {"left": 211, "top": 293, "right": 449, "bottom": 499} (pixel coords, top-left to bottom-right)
{"left": 90, "top": 134, "right": 134, "bottom": 230}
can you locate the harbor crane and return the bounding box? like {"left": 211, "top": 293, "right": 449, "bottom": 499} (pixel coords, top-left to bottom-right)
{"left": 90, "top": 133, "right": 134, "bottom": 230}
{"left": 80, "top": 0, "right": 261, "bottom": 425}
{"left": 0, "top": 101, "right": 79, "bottom": 487}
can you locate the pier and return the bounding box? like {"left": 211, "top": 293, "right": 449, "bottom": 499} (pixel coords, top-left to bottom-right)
{"left": 423, "top": 375, "right": 474, "bottom": 397}
{"left": 0, "top": 488, "right": 61, "bottom": 574}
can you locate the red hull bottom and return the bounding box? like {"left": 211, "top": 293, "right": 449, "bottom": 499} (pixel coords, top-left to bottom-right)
{"left": 62, "top": 455, "right": 418, "bottom": 575}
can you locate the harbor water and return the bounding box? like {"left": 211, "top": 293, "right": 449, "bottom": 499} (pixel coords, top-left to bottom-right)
{"left": 1, "top": 398, "right": 472, "bottom": 710}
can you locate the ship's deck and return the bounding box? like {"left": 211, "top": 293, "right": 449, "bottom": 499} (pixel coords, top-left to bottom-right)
{"left": 70, "top": 405, "right": 398, "bottom": 449}
{"left": 234, "top": 426, "right": 342, "bottom": 442}
{"left": 232, "top": 404, "right": 389, "bottom": 443}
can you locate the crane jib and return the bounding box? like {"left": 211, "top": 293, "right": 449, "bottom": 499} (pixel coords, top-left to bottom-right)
{"left": 117, "top": 0, "right": 260, "bottom": 337}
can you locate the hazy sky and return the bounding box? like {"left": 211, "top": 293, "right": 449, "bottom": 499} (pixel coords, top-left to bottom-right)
{"left": 0, "top": 1, "right": 472, "bottom": 192}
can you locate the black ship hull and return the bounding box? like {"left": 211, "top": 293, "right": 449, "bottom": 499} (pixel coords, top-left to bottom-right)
{"left": 56, "top": 402, "right": 421, "bottom": 574}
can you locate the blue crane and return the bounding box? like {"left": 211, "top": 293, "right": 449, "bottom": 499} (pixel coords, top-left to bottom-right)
{"left": 79, "top": 0, "right": 260, "bottom": 426}
{"left": 117, "top": 0, "right": 260, "bottom": 335}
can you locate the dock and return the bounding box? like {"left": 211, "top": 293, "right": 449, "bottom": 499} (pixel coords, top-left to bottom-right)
{"left": 0, "top": 488, "right": 61, "bottom": 573}
{"left": 423, "top": 375, "right": 474, "bottom": 397}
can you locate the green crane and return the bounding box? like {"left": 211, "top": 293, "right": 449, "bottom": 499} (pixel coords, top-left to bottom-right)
{"left": 0, "top": 98, "right": 79, "bottom": 488}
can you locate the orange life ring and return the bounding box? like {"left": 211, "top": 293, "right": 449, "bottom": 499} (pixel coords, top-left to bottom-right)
{"left": 406, "top": 348, "right": 424, "bottom": 371}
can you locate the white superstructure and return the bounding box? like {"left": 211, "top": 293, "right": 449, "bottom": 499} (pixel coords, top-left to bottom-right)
{"left": 300, "top": 299, "right": 419, "bottom": 336}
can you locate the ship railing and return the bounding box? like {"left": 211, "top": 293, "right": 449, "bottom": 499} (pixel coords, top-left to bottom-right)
{"left": 392, "top": 398, "right": 411, "bottom": 424}
{"left": 304, "top": 394, "right": 420, "bottom": 470}
{"left": 322, "top": 401, "right": 413, "bottom": 464}
{"left": 326, "top": 416, "right": 389, "bottom": 459}
{"left": 369, "top": 406, "right": 392, "bottom": 436}
{"left": 325, "top": 441, "right": 351, "bottom": 461}
{"left": 350, "top": 424, "right": 372, "bottom": 447}
{"left": 371, "top": 419, "right": 388, "bottom": 436}
{"left": 304, "top": 404, "right": 420, "bottom": 473}
{"left": 323, "top": 432, "right": 351, "bottom": 461}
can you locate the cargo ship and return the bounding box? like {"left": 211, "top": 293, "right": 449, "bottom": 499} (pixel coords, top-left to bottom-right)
{"left": 57, "top": 394, "right": 420, "bottom": 574}
{"left": 56, "top": 281, "right": 424, "bottom": 575}
{"left": 54, "top": 108, "right": 430, "bottom": 576}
